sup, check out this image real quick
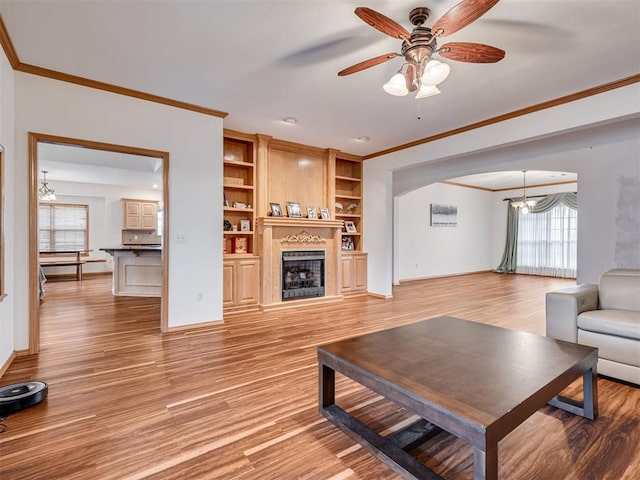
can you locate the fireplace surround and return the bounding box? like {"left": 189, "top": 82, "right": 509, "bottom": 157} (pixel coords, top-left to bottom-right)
{"left": 257, "top": 217, "right": 343, "bottom": 309}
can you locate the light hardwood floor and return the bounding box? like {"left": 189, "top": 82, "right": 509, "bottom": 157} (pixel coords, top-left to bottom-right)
{"left": 1, "top": 273, "right": 638, "bottom": 479}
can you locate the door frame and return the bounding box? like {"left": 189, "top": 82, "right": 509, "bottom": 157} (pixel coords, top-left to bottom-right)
{"left": 28, "top": 132, "right": 170, "bottom": 354}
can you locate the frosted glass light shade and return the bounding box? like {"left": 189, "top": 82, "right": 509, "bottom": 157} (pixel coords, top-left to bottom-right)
{"left": 383, "top": 72, "right": 409, "bottom": 96}
{"left": 422, "top": 60, "right": 450, "bottom": 86}
{"left": 415, "top": 84, "right": 441, "bottom": 99}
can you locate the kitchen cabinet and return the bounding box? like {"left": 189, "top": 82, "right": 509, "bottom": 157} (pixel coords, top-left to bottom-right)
{"left": 224, "top": 256, "right": 260, "bottom": 313}
{"left": 341, "top": 252, "right": 367, "bottom": 295}
{"left": 123, "top": 199, "right": 158, "bottom": 230}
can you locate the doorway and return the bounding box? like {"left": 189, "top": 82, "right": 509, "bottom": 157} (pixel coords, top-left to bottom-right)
{"left": 28, "top": 132, "right": 170, "bottom": 354}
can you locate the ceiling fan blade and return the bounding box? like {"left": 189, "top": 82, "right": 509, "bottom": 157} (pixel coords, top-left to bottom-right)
{"left": 338, "top": 52, "right": 400, "bottom": 76}
{"left": 439, "top": 42, "right": 505, "bottom": 63}
{"left": 355, "top": 7, "right": 410, "bottom": 40}
{"left": 432, "top": 0, "right": 501, "bottom": 37}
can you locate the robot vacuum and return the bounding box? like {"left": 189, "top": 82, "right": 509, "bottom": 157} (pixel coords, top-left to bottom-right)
{"left": 0, "top": 381, "right": 48, "bottom": 416}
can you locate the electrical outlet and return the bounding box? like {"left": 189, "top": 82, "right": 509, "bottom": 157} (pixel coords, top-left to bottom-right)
{"left": 196, "top": 291, "right": 203, "bottom": 302}
{"left": 176, "top": 233, "right": 186, "bottom": 243}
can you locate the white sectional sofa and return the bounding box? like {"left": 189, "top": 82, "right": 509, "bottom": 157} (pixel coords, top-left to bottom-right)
{"left": 546, "top": 269, "right": 640, "bottom": 385}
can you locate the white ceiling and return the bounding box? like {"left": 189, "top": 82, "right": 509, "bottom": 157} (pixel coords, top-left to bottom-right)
{"left": 447, "top": 170, "right": 577, "bottom": 191}
{"left": 1, "top": 0, "right": 638, "bottom": 159}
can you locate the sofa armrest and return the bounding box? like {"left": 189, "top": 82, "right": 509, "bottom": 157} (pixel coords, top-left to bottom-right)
{"left": 545, "top": 284, "right": 599, "bottom": 343}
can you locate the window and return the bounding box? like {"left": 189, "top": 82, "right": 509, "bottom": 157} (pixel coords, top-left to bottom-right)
{"left": 516, "top": 203, "right": 577, "bottom": 278}
{"left": 39, "top": 203, "right": 88, "bottom": 253}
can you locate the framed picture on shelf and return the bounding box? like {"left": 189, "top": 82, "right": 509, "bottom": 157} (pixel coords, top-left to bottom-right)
{"left": 319, "top": 207, "right": 330, "bottom": 220}
{"left": 240, "top": 219, "right": 251, "bottom": 231}
{"left": 286, "top": 201, "right": 302, "bottom": 218}
{"left": 269, "top": 202, "right": 283, "bottom": 217}
{"left": 307, "top": 206, "right": 318, "bottom": 219}
{"left": 341, "top": 236, "right": 355, "bottom": 251}
{"left": 344, "top": 220, "right": 357, "bottom": 233}
{"left": 224, "top": 193, "right": 229, "bottom": 207}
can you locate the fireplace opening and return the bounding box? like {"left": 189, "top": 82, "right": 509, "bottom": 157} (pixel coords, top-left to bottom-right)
{"left": 282, "top": 250, "right": 325, "bottom": 301}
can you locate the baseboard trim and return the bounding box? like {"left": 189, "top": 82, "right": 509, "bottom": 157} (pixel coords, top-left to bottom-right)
{"left": 399, "top": 270, "right": 493, "bottom": 284}
{"left": 1, "top": 349, "right": 31, "bottom": 378}
{"left": 367, "top": 292, "right": 393, "bottom": 299}
{"left": 0, "top": 351, "right": 16, "bottom": 378}
{"left": 166, "top": 319, "right": 224, "bottom": 332}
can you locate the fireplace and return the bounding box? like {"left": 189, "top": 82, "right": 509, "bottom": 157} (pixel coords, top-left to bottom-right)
{"left": 282, "top": 250, "right": 325, "bottom": 301}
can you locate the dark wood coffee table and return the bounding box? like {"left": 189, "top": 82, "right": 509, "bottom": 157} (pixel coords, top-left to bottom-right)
{"left": 318, "top": 316, "right": 598, "bottom": 480}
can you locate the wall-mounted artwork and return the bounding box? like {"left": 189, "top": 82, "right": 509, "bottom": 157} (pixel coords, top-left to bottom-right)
{"left": 430, "top": 203, "right": 457, "bottom": 227}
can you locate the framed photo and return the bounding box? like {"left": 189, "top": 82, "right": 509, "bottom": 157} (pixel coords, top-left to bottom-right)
{"left": 240, "top": 219, "right": 251, "bottom": 232}
{"left": 269, "top": 202, "right": 283, "bottom": 217}
{"left": 319, "top": 207, "right": 330, "bottom": 220}
{"left": 286, "top": 201, "right": 302, "bottom": 218}
{"left": 344, "top": 220, "right": 357, "bottom": 233}
{"left": 223, "top": 193, "right": 229, "bottom": 207}
{"left": 307, "top": 206, "right": 318, "bottom": 219}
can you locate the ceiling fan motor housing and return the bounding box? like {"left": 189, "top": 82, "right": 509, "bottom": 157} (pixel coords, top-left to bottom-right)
{"left": 402, "top": 26, "right": 436, "bottom": 64}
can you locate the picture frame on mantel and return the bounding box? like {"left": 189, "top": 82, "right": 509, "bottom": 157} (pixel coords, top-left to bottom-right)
{"left": 307, "top": 206, "right": 318, "bottom": 219}
{"left": 286, "top": 201, "right": 302, "bottom": 218}
{"left": 269, "top": 202, "right": 283, "bottom": 217}
{"left": 319, "top": 207, "right": 330, "bottom": 220}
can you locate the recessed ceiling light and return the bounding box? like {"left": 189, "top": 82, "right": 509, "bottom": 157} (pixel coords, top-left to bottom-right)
{"left": 356, "top": 136, "right": 370, "bottom": 142}
{"left": 282, "top": 117, "right": 297, "bottom": 125}
{"left": 152, "top": 184, "right": 159, "bottom": 189}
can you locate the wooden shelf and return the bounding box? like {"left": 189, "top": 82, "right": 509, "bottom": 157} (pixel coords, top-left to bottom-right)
{"left": 336, "top": 213, "right": 361, "bottom": 219}
{"left": 223, "top": 160, "right": 254, "bottom": 168}
{"left": 223, "top": 184, "right": 254, "bottom": 190}
{"left": 342, "top": 232, "right": 361, "bottom": 236}
{"left": 224, "top": 207, "right": 254, "bottom": 213}
{"left": 335, "top": 175, "right": 361, "bottom": 182}
{"left": 335, "top": 194, "right": 361, "bottom": 200}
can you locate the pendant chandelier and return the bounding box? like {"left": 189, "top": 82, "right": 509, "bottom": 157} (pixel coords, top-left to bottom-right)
{"left": 511, "top": 170, "right": 536, "bottom": 214}
{"left": 38, "top": 170, "right": 56, "bottom": 201}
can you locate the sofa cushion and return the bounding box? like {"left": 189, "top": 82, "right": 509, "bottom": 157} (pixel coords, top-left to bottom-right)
{"left": 599, "top": 268, "right": 640, "bottom": 311}
{"left": 578, "top": 330, "right": 640, "bottom": 368}
{"left": 578, "top": 309, "right": 640, "bottom": 340}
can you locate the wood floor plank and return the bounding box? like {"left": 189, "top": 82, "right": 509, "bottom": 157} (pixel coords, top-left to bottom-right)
{"left": 0, "top": 273, "right": 638, "bottom": 479}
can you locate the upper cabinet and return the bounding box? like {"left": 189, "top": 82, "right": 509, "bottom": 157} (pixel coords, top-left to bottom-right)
{"left": 123, "top": 199, "right": 158, "bottom": 230}
{"left": 334, "top": 155, "right": 363, "bottom": 252}
{"left": 223, "top": 132, "right": 256, "bottom": 256}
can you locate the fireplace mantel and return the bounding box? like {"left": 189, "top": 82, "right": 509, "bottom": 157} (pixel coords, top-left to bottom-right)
{"left": 256, "top": 217, "right": 343, "bottom": 309}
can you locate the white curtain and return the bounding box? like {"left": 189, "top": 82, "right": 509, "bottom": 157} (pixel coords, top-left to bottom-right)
{"left": 516, "top": 203, "right": 577, "bottom": 278}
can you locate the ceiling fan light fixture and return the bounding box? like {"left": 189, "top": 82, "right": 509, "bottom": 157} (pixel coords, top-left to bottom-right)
{"left": 415, "top": 84, "right": 441, "bottom": 99}
{"left": 422, "top": 59, "right": 450, "bottom": 86}
{"left": 383, "top": 71, "right": 409, "bottom": 96}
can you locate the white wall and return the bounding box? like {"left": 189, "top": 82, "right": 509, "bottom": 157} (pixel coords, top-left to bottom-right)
{"left": 364, "top": 84, "right": 640, "bottom": 297}
{"left": 396, "top": 183, "right": 495, "bottom": 281}
{"left": 13, "top": 72, "right": 224, "bottom": 350}
{"left": 0, "top": 44, "right": 15, "bottom": 367}
{"left": 43, "top": 180, "right": 162, "bottom": 274}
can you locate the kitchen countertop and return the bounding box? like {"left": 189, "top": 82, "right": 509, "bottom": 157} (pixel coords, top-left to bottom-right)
{"left": 100, "top": 245, "right": 162, "bottom": 252}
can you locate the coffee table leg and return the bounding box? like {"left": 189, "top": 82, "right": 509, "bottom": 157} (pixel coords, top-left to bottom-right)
{"left": 319, "top": 363, "right": 335, "bottom": 409}
{"left": 473, "top": 445, "right": 498, "bottom": 480}
{"left": 583, "top": 367, "right": 598, "bottom": 420}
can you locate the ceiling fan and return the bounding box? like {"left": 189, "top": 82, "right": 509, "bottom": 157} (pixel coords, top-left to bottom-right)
{"left": 338, "top": 0, "right": 505, "bottom": 98}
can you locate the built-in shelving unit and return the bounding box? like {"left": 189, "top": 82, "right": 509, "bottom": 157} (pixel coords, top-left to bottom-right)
{"left": 223, "top": 133, "right": 256, "bottom": 255}
{"left": 334, "top": 155, "right": 363, "bottom": 252}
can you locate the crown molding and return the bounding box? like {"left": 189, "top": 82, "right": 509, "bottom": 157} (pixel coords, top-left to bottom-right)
{"left": 363, "top": 74, "right": 640, "bottom": 160}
